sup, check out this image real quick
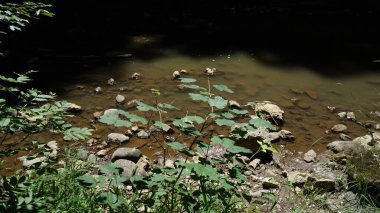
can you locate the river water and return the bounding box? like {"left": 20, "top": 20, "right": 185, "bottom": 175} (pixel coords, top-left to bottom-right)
{"left": 1, "top": 36, "right": 380, "bottom": 176}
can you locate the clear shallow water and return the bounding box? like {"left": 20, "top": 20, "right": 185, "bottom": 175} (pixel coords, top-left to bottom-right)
{"left": 1, "top": 47, "right": 380, "bottom": 176}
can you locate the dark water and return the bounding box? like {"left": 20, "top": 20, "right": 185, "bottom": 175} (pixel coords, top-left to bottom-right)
{"left": 1, "top": 1, "right": 380, "bottom": 175}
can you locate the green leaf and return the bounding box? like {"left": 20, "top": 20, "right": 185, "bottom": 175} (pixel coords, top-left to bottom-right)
{"left": 179, "top": 78, "right": 197, "bottom": 83}
{"left": 186, "top": 163, "right": 218, "bottom": 180}
{"left": 183, "top": 116, "right": 205, "bottom": 124}
{"left": 0, "top": 99, "right": 6, "bottom": 105}
{"left": 249, "top": 118, "right": 276, "bottom": 131}
{"left": 158, "top": 103, "right": 178, "bottom": 110}
{"left": 189, "top": 93, "right": 209, "bottom": 102}
{"left": 208, "top": 96, "right": 228, "bottom": 109}
{"left": 136, "top": 102, "right": 157, "bottom": 112}
{"left": 213, "top": 84, "right": 234, "bottom": 93}
{"left": 208, "top": 113, "right": 220, "bottom": 118}
{"left": 0, "top": 118, "right": 10, "bottom": 127}
{"left": 211, "top": 136, "right": 252, "bottom": 154}
{"left": 229, "top": 109, "right": 249, "bottom": 115}
{"left": 63, "top": 127, "right": 93, "bottom": 140}
{"left": 257, "top": 141, "right": 277, "bottom": 153}
{"left": 154, "top": 121, "right": 171, "bottom": 132}
{"left": 215, "top": 119, "right": 235, "bottom": 127}
{"left": 178, "top": 84, "right": 206, "bottom": 90}
{"left": 99, "top": 163, "right": 119, "bottom": 175}
{"left": 77, "top": 175, "right": 97, "bottom": 186}
{"left": 118, "top": 110, "right": 147, "bottom": 124}
{"left": 173, "top": 119, "right": 194, "bottom": 129}
{"left": 221, "top": 112, "right": 234, "bottom": 119}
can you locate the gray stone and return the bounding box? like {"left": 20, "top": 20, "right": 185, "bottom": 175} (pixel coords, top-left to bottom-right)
{"left": 375, "top": 124, "right": 380, "bottom": 130}
{"left": 77, "top": 148, "right": 89, "bottom": 160}
{"left": 228, "top": 100, "right": 241, "bottom": 109}
{"left": 331, "top": 124, "right": 347, "bottom": 132}
{"left": 326, "top": 141, "right": 356, "bottom": 153}
{"left": 249, "top": 159, "right": 261, "bottom": 169}
{"left": 116, "top": 94, "right": 125, "bottom": 104}
{"left": 87, "top": 154, "right": 97, "bottom": 164}
{"left": 339, "top": 133, "right": 352, "bottom": 141}
{"left": 131, "top": 73, "right": 141, "bottom": 80}
{"left": 107, "top": 78, "right": 115, "bottom": 85}
{"left": 337, "top": 112, "right": 347, "bottom": 119}
{"left": 103, "top": 109, "right": 118, "bottom": 117}
{"left": 303, "top": 149, "right": 317, "bottom": 162}
{"left": 108, "top": 133, "right": 130, "bottom": 143}
{"left": 113, "top": 159, "right": 136, "bottom": 178}
{"left": 94, "top": 86, "right": 102, "bottom": 92}
{"left": 93, "top": 111, "right": 103, "bottom": 119}
{"left": 137, "top": 130, "right": 149, "bottom": 139}
{"left": 372, "top": 132, "right": 380, "bottom": 142}
{"left": 250, "top": 189, "right": 271, "bottom": 198}
{"left": 111, "top": 147, "right": 142, "bottom": 162}
{"left": 22, "top": 156, "right": 47, "bottom": 168}
{"left": 262, "top": 177, "right": 280, "bottom": 189}
{"left": 135, "top": 155, "right": 150, "bottom": 177}
{"left": 346, "top": 112, "right": 356, "bottom": 121}
{"left": 96, "top": 149, "right": 107, "bottom": 157}
{"left": 307, "top": 163, "right": 337, "bottom": 192}
{"left": 172, "top": 71, "right": 180, "bottom": 79}
{"left": 254, "top": 102, "right": 284, "bottom": 121}
{"left": 287, "top": 172, "right": 309, "bottom": 186}
{"left": 164, "top": 159, "right": 175, "bottom": 168}
{"left": 46, "top": 140, "right": 58, "bottom": 151}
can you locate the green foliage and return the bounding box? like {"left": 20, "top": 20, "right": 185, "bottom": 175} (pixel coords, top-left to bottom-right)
{"left": 189, "top": 93, "right": 209, "bottom": 102}
{"left": 249, "top": 117, "right": 277, "bottom": 131}
{"left": 63, "top": 128, "right": 93, "bottom": 141}
{"left": 99, "top": 109, "right": 147, "bottom": 128}
{"left": 213, "top": 84, "right": 234, "bottom": 93}
{"left": 211, "top": 136, "right": 252, "bottom": 154}
{"left": 215, "top": 118, "right": 236, "bottom": 127}
{"left": 208, "top": 96, "right": 228, "bottom": 109}
{"left": 178, "top": 77, "right": 197, "bottom": 83}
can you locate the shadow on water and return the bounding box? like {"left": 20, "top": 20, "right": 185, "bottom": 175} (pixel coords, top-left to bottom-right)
{"left": 1, "top": 0, "right": 380, "bottom": 88}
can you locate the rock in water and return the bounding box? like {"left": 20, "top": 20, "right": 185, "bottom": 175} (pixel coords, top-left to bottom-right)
{"left": 172, "top": 71, "right": 180, "bottom": 79}
{"left": 228, "top": 100, "right": 241, "bottom": 109}
{"left": 303, "top": 149, "right": 317, "bottom": 162}
{"left": 103, "top": 109, "right": 118, "bottom": 116}
{"left": 116, "top": 94, "right": 125, "bottom": 104}
{"left": 137, "top": 130, "right": 149, "bottom": 139}
{"left": 131, "top": 73, "right": 141, "bottom": 80}
{"left": 107, "top": 78, "right": 115, "bottom": 85}
{"left": 94, "top": 86, "right": 102, "bottom": 92}
{"left": 96, "top": 149, "right": 107, "bottom": 157}
{"left": 337, "top": 112, "right": 347, "bottom": 119}
{"left": 254, "top": 102, "right": 284, "bottom": 121}
{"left": 205, "top": 67, "right": 216, "bottom": 76}
{"left": 111, "top": 147, "right": 142, "bottom": 162}
{"left": 331, "top": 124, "right": 347, "bottom": 132}
{"left": 107, "top": 133, "right": 130, "bottom": 143}
{"left": 346, "top": 112, "right": 356, "bottom": 121}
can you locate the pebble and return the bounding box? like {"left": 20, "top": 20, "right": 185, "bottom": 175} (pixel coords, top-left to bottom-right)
{"left": 131, "top": 73, "right": 141, "bottom": 80}
{"left": 96, "top": 149, "right": 107, "bottom": 157}
{"left": 107, "top": 78, "right": 115, "bottom": 85}
{"left": 137, "top": 130, "right": 149, "bottom": 139}
{"left": 172, "top": 71, "right": 180, "bottom": 79}
{"left": 331, "top": 124, "right": 347, "bottom": 132}
{"left": 346, "top": 112, "right": 356, "bottom": 121}
{"left": 303, "top": 149, "right": 317, "bottom": 162}
{"left": 93, "top": 111, "right": 103, "bottom": 119}
{"left": 116, "top": 94, "right": 125, "bottom": 104}
{"left": 95, "top": 86, "right": 102, "bottom": 92}
{"left": 205, "top": 67, "right": 216, "bottom": 76}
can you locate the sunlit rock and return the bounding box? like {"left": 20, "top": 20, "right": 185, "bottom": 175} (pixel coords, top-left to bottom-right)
{"left": 254, "top": 102, "right": 284, "bottom": 121}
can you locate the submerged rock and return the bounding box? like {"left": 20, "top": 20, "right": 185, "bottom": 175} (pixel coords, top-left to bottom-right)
{"left": 305, "top": 90, "right": 318, "bottom": 100}
{"left": 111, "top": 147, "right": 142, "bottom": 162}
{"left": 303, "top": 149, "right": 317, "bottom": 162}
{"left": 116, "top": 94, "right": 125, "bottom": 104}
{"left": 254, "top": 102, "right": 284, "bottom": 121}
{"left": 108, "top": 133, "right": 130, "bottom": 143}
{"left": 331, "top": 124, "right": 347, "bottom": 132}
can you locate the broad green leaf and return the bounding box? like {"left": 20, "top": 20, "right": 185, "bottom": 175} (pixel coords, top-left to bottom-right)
{"left": 0, "top": 118, "right": 10, "bottom": 127}
{"left": 183, "top": 115, "right": 205, "bottom": 124}
{"left": 178, "top": 84, "right": 206, "bottom": 90}
{"left": 158, "top": 103, "right": 178, "bottom": 110}
{"left": 215, "top": 119, "right": 235, "bottom": 127}
{"left": 119, "top": 111, "right": 147, "bottom": 124}
{"left": 229, "top": 109, "right": 249, "bottom": 115}
{"left": 154, "top": 121, "right": 171, "bottom": 132}
{"left": 257, "top": 141, "right": 277, "bottom": 153}
{"left": 0, "top": 99, "right": 6, "bottom": 105}
{"left": 77, "top": 175, "right": 97, "bottom": 186}
{"left": 99, "top": 163, "right": 119, "bottom": 175}
{"left": 173, "top": 119, "right": 194, "bottom": 129}
{"left": 211, "top": 136, "right": 252, "bottom": 154}
{"left": 179, "top": 77, "right": 197, "bottom": 83}
{"left": 249, "top": 118, "right": 276, "bottom": 131}
{"left": 136, "top": 102, "right": 157, "bottom": 112}
{"left": 208, "top": 96, "right": 228, "bottom": 109}
{"left": 221, "top": 112, "right": 234, "bottom": 119}
{"left": 99, "top": 115, "right": 132, "bottom": 128}
{"left": 186, "top": 163, "right": 218, "bottom": 180}
{"left": 189, "top": 93, "right": 209, "bottom": 102}
{"left": 200, "top": 91, "right": 214, "bottom": 96}
{"left": 208, "top": 113, "right": 220, "bottom": 118}
{"left": 168, "top": 142, "right": 196, "bottom": 156}
{"left": 213, "top": 84, "right": 234, "bottom": 93}
{"left": 63, "top": 127, "right": 93, "bottom": 140}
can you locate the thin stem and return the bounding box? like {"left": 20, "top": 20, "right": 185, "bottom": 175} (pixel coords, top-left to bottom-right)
{"left": 0, "top": 132, "right": 8, "bottom": 145}
{"left": 207, "top": 77, "right": 214, "bottom": 113}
